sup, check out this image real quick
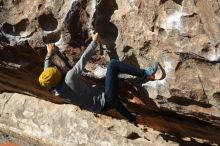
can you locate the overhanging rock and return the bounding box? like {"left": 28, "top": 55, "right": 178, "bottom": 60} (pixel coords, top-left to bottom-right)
{"left": 0, "top": 0, "right": 220, "bottom": 145}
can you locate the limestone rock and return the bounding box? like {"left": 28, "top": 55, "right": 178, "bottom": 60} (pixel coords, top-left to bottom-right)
{"left": 0, "top": 92, "right": 182, "bottom": 146}
{"left": 0, "top": 0, "right": 220, "bottom": 145}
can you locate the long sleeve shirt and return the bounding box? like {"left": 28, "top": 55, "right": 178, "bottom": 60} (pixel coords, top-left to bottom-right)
{"left": 45, "top": 41, "right": 105, "bottom": 113}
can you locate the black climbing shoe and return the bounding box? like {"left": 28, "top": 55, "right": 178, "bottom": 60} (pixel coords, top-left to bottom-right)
{"left": 129, "top": 112, "right": 138, "bottom": 126}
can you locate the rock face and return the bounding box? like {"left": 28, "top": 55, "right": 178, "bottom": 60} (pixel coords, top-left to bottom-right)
{"left": 0, "top": 92, "right": 183, "bottom": 146}
{"left": 0, "top": 0, "right": 220, "bottom": 145}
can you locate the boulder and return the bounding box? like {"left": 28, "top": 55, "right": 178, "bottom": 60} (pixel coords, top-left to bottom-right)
{"left": 0, "top": 0, "right": 220, "bottom": 145}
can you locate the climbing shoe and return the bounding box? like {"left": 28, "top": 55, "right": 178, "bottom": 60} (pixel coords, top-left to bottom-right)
{"left": 144, "top": 62, "right": 159, "bottom": 80}
{"left": 129, "top": 112, "right": 137, "bottom": 125}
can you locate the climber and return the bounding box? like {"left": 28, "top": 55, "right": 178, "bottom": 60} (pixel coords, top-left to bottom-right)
{"left": 39, "top": 33, "right": 159, "bottom": 123}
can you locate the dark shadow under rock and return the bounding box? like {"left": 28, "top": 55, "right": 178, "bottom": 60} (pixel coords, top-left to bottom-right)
{"left": 2, "top": 19, "right": 29, "bottom": 36}
{"left": 168, "top": 96, "right": 212, "bottom": 108}
{"left": 42, "top": 31, "right": 61, "bottom": 44}
{"left": 38, "top": 13, "right": 58, "bottom": 31}
{"left": 64, "top": 0, "right": 89, "bottom": 47}
{"left": 95, "top": 0, "right": 119, "bottom": 59}
{"left": 0, "top": 32, "right": 10, "bottom": 44}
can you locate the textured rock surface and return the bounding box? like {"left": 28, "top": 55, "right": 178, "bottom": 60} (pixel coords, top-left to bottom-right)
{"left": 0, "top": 92, "right": 184, "bottom": 146}
{"left": 0, "top": 0, "right": 220, "bottom": 145}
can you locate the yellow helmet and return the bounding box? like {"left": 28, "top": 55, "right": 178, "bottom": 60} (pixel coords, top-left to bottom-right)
{"left": 39, "top": 67, "right": 62, "bottom": 88}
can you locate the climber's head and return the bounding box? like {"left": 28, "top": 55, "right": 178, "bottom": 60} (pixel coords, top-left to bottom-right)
{"left": 39, "top": 67, "right": 62, "bottom": 88}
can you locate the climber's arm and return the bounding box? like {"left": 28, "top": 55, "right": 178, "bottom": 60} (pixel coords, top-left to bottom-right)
{"left": 44, "top": 44, "right": 55, "bottom": 70}
{"left": 65, "top": 33, "right": 99, "bottom": 80}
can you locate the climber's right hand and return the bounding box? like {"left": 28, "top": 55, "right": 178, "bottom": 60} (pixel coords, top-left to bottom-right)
{"left": 46, "top": 43, "right": 56, "bottom": 56}
{"left": 92, "top": 33, "right": 99, "bottom": 43}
